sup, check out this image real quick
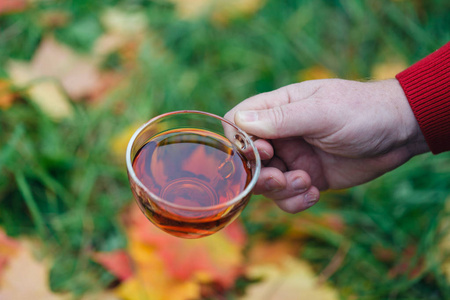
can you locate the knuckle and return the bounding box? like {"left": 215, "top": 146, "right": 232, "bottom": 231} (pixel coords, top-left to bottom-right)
{"left": 269, "top": 106, "right": 287, "bottom": 132}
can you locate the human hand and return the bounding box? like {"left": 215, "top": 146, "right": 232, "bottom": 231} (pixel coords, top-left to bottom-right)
{"left": 225, "top": 79, "right": 429, "bottom": 213}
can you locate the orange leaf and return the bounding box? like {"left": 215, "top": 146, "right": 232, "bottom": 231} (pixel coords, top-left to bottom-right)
{"left": 0, "top": 0, "right": 27, "bottom": 15}
{"left": 297, "top": 65, "right": 336, "bottom": 81}
{"left": 0, "top": 229, "right": 20, "bottom": 279}
{"left": 92, "top": 250, "right": 134, "bottom": 281}
{"left": 124, "top": 204, "right": 247, "bottom": 288}
{"left": 0, "top": 79, "right": 16, "bottom": 110}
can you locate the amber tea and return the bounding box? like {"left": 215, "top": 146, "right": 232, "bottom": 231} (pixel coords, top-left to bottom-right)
{"left": 126, "top": 111, "right": 260, "bottom": 239}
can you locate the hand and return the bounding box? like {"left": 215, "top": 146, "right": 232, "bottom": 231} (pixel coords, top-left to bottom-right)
{"left": 225, "top": 79, "right": 429, "bottom": 213}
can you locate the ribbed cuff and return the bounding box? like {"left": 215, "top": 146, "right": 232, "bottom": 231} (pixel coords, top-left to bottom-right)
{"left": 396, "top": 42, "right": 450, "bottom": 154}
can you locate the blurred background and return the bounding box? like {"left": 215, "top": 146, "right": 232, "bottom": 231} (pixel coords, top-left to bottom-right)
{"left": 1, "top": 0, "right": 450, "bottom": 299}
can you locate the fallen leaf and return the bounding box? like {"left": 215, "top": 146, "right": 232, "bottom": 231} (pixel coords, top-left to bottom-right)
{"left": 92, "top": 250, "right": 134, "bottom": 281}
{"left": 0, "top": 79, "right": 17, "bottom": 109}
{"left": 0, "top": 239, "right": 68, "bottom": 300}
{"left": 167, "top": 0, "right": 265, "bottom": 24}
{"left": 0, "top": 229, "right": 20, "bottom": 279}
{"left": 7, "top": 61, "right": 73, "bottom": 120}
{"left": 39, "top": 10, "right": 71, "bottom": 28}
{"left": 101, "top": 204, "right": 247, "bottom": 299}
{"left": 241, "top": 256, "right": 339, "bottom": 300}
{"left": 126, "top": 204, "right": 246, "bottom": 289}
{"left": 114, "top": 235, "right": 200, "bottom": 300}
{"left": 371, "top": 60, "right": 407, "bottom": 80}
{"left": 7, "top": 35, "right": 102, "bottom": 101}
{"left": 246, "top": 240, "right": 300, "bottom": 267}
{"left": 110, "top": 123, "right": 143, "bottom": 161}
{"left": 297, "top": 65, "right": 336, "bottom": 81}
{"left": 387, "top": 245, "right": 425, "bottom": 280}
{"left": 0, "top": 0, "right": 27, "bottom": 15}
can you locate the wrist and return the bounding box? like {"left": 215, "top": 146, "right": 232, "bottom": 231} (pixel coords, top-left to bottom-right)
{"left": 389, "top": 79, "right": 430, "bottom": 156}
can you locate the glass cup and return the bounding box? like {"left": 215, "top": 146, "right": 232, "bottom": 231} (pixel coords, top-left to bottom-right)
{"left": 126, "top": 110, "right": 261, "bottom": 239}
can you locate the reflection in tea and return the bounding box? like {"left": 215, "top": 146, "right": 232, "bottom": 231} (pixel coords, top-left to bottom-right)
{"left": 132, "top": 128, "right": 252, "bottom": 238}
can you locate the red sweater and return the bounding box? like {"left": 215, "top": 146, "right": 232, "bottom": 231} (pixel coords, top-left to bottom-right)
{"left": 396, "top": 42, "right": 450, "bottom": 154}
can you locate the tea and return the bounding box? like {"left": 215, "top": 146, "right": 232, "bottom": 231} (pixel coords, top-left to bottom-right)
{"left": 132, "top": 128, "right": 252, "bottom": 238}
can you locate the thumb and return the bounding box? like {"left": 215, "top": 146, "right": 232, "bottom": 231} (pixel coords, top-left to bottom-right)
{"left": 234, "top": 102, "right": 324, "bottom": 139}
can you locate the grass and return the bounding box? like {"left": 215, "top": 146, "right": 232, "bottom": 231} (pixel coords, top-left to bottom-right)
{"left": 1, "top": 0, "right": 450, "bottom": 298}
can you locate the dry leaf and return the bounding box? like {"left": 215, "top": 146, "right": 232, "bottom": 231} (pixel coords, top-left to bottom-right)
{"left": 110, "top": 123, "right": 142, "bottom": 160}
{"left": 7, "top": 35, "right": 102, "bottom": 101}
{"left": 0, "top": 229, "right": 20, "bottom": 280}
{"left": 92, "top": 250, "right": 134, "bottom": 281}
{"left": 125, "top": 204, "right": 246, "bottom": 288}
{"left": 0, "top": 240, "right": 68, "bottom": 300}
{"left": 247, "top": 240, "right": 300, "bottom": 267}
{"left": 371, "top": 60, "right": 407, "bottom": 80}
{"left": 0, "top": 0, "right": 27, "bottom": 15}
{"left": 7, "top": 61, "right": 73, "bottom": 120}
{"left": 0, "top": 79, "right": 16, "bottom": 109}
{"left": 167, "top": 0, "right": 265, "bottom": 24}
{"left": 297, "top": 65, "right": 336, "bottom": 81}
{"left": 241, "top": 256, "right": 338, "bottom": 300}
{"left": 114, "top": 234, "right": 200, "bottom": 300}
{"left": 387, "top": 245, "right": 425, "bottom": 280}
{"left": 103, "top": 204, "right": 247, "bottom": 299}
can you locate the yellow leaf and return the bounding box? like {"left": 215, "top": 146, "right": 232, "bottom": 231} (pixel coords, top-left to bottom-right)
{"left": 101, "top": 8, "right": 147, "bottom": 36}
{"left": 110, "top": 123, "right": 142, "bottom": 161}
{"left": 241, "top": 256, "right": 339, "bottom": 300}
{"left": 114, "top": 239, "right": 200, "bottom": 300}
{"left": 297, "top": 65, "right": 336, "bottom": 82}
{"left": 0, "top": 240, "right": 68, "bottom": 300}
{"left": 371, "top": 60, "right": 407, "bottom": 80}
{"left": 167, "top": 0, "right": 265, "bottom": 24}
{"left": 28, "top": 80, "right": 73, "bottom": 120}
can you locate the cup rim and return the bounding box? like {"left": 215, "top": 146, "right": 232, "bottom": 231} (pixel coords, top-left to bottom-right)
{"left": 126, "top": 110, "right": 261, "bottom": 212}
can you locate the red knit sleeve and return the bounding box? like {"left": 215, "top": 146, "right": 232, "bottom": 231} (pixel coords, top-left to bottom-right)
{"left": 395, "top": 42, "right": 450, "bottom": 154}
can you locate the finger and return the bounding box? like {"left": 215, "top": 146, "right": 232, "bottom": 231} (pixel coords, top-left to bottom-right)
{"left": 263, "top": 170, "right": 311, "bottom": 200}
{"left": 253, "top": 167, "right": 287, "bottom": 195}
{"left": 264, "top": 155, "right": 287, "bottom": 171}
{"left": 234, "top": 99, "right": 330, "bottom": 140}
{"left": 273, "top": 186, "right": 320, "bottom": 214}
{"left": 254, "top": 139, "right": 273, "bottom": 160}
{"left": 224, "top": 80, "right": 324, "bottom": 123}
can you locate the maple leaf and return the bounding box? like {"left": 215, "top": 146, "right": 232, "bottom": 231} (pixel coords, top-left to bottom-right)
{"left": 101, "top": 204, "right": 247, "bottom": 299}
{"left": 0, "top": 238, "right": 68, "bottom": 300}
{"left": 242, "top": 256, "right": 339, "bottom": 300}
{"left": 92, "top": 250, "right": 134, "bottom": 281}
{"left": 126, "top": 204, "right": 246, "bottom": 288}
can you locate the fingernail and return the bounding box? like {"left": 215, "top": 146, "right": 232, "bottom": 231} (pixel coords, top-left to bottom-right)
{"left": 265, "top": 177, "right": 282, "bottom": 191}
{"left": 261, "top": 149, "right": 271, "bottom": 159}
{"left": 292, "top": 177, "right": 307, "bottom": 192}
{"left": 304, "top": 193, "right": 318, "bottom": 207}
{"left": 236, "top": 111, "right": 258, "bottom": 122}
